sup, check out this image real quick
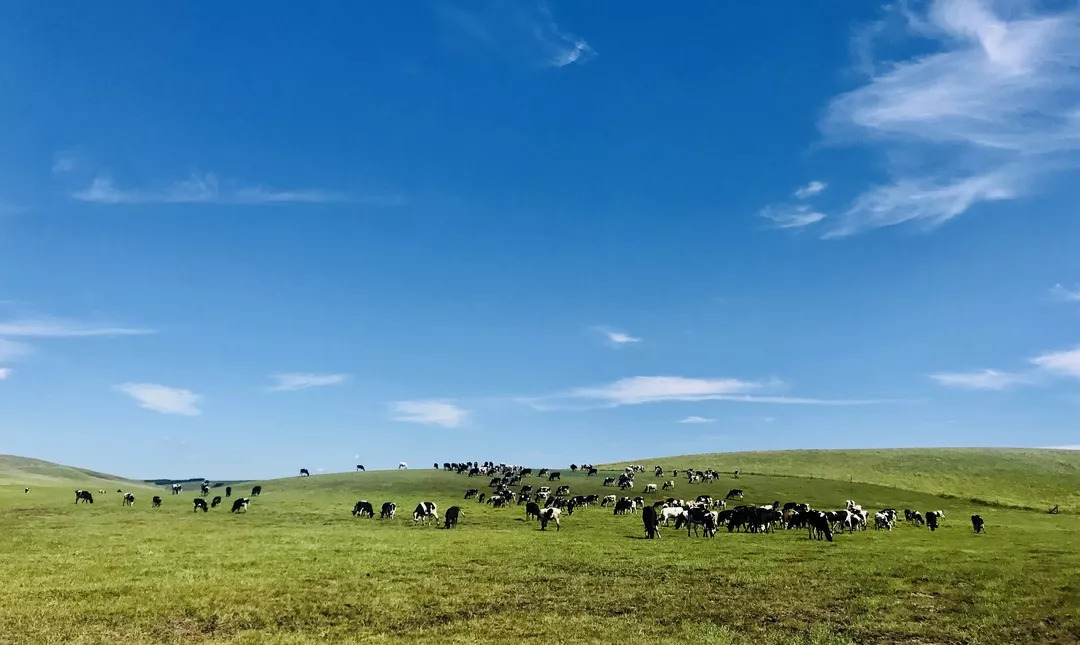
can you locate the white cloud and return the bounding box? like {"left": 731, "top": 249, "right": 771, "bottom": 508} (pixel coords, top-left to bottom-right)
{"left": 678, "top": 416, "right": 715, "bottom": 424}
{"left": 929, "top": 368, "right": 1031, "bottom": 390}
{"left": 438, "top": 1, "right": 594, "bottom": 69}
{"left": 268, "top": 373, "right": 349, "bottom": 392}
{"left": 1042, "top": 444, "right": 1080, "bottom": 450}
{"left": 52, "top": 151, "right": 78, "bottom": 174}
{"left": 0, "top": 338, "right": 32, "bottom": 361}
{"left": 71, "top": 173, "right": 384, "bottom": 205}
{"left": 115, "top": 383, "right": 202, "bottom": 416}
{"left": 1031, "top": 347, "right": 1080, "bottom": 378}
{"left": 0, "top": 318, "right": 153, "bottom": 337}
{"left": 390, "top": 400, "right": 468, "bottom": 428}
{"left": 759, "top": 204, "right": 827, "bottom": 229}
{"left": 0, "top": 367, "right": 11, "bottom": 381}
{"left": 1049, "top": 283, "right": 1080, "bottom": 302}
{"left": 821, "top": 0, "right": 1080, "bottom": 237}
{"left": 794, "top": 180, "right": 828, "bottom": 199}
{"left": 595, "top": 326, "right": 641, "bottom": 346}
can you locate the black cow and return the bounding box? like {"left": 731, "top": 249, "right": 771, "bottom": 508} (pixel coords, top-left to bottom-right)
{"left": 434, "top": 462, "right": 440, "bottom": 469}
{"left": 211, "top": 496, "right": 223, "bottom": 508}
{"left": 806, "top": 511, "right": 833, "bottom": 542}
{"left": 356, "top": 464, "right": 365, "bottom": 472}
{"left": 444, "top": 506, "right": 462, "bottom": 529}
{"left": 525, "top": 502, "right": 541, "bottom": 520}
{"left": 75, "top": 490, "right": 94, "bottom": 504}
{"left": 225, "top": 486, "right": 232, "bottom": 498}
{"left": 548, "top": 471, "right": 561, "bottom": 481}
{"left": 477, "top": 493, "right": 486, "bottom": 504}
{"left": 971, "top": 514, "right": 985, "bottom": 533}
{"left": 380, "top": 502, "right": 397, "bottom": 519}
{"left": 352, "top": 500, "right": 375, "bottom": 518}
{"left": 299, "top": 468, "right": 310, "bottom": 477}
{"left": 642, "top": 505, "right": 661, "bottom": 539}
{"left": 231, "top": 498, "right": 250, "bottom": 513}
{"left": 193, "top": 498, "right": 208, "bottom": 512}
{"left": 614, "top": 498, "right": 634, "bottom": 515}
{"left": 725, "top": 488, "right": 744, "bottom": 500}
{"left": 122, "top": 493, "right": 136, "bottom": 506}
{"left": 251, "top": 485, "right": 262, "bottom": 497}
{"left": 927, "top": 511, "right": 940, "bottom": 531}
{"left": 464, "top": 488, "right": 478, "bottom": 499}
{"left": 152, "top": 496, "right": 162, "bottom": 507}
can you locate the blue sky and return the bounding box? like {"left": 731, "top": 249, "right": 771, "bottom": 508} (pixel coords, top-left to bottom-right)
{"left": 1, "top": 1, "right": 1079, "bottom": 479}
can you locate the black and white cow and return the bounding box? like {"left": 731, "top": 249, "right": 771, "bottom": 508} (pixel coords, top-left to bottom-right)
{"left": 725, "top": 488, "right": 744, "bottom": 500}
{"left": 587, "top": 467, "right": 598, "bottom": 476}
{"left": 193, "top": 498, "right": 208, "bottom": 512}
{"left": 555, "top": 485, "right": 570, "bottom": 496}
{"left": 464, "top": 488, "right": 479, "bottom": 499}
{"left": 352, "top": 500, "right": 375, "bottom": 518}
{"left": 642, "top": 505, "right": 661, "bottom": 539}
{"left": 971, "top": 514, "right": 985, "bottom": 533}
{"left": 806, "top": 511, "right": 833, "bottom": 542}
{"left": 225, "top": 486, "right": 232, "bottom": 498}
{"left": 398, "top": 462, "right": 409, "bottom": 470}
{"left": 211, "top": 496, "right": 223, "bottom": 508}
{"left": 444, "top": 506, "right": 462, "bottom": 529}
{"left": 75, "top": 490, "right": 94, "bottom": 504}
{"left": 171, "top": 484, "right": 183, "bottom": 495}
{"left": 200, "top": 483, "right": 210, "bottom": 496}
{"left": 654, "top": 466, "right": 664, "bottom": 477}
{"left": 152, "top": 495, "right": 162, "bottom": 507}
{"left": 644, "top": 484, "right": 658, "bottom": 493}
{"left": 614, "top": 497, "right": 636, "bottom": 515}
{"left": 299, "top": 468, "right": 310, "bottom": 477}
{"left": 251, "top": 485, "right": 262, "bottom": 497}
{"left": 123, "top": 493, "right": 136, "bottom": 506}
{"left": 231, "top": 497, "right": 250, "bottom": 513}
{"left": 356, "top": 464, "right": 366, "bottom": 472}
{"left": 413, "top": 501, "right": 438, "bottom": 524}
{"left": 380, "top": 502, "right": 397, "bottom": 519}
{"left": 926, "top": 510, "right": 942, "bottom": 531}
{"left": 539, "top": 507, "right": 561, "bottom": 531}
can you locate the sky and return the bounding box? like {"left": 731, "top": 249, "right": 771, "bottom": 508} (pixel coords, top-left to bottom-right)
{"left": 1, "top": 1, "right": 1079, "bottom": 480}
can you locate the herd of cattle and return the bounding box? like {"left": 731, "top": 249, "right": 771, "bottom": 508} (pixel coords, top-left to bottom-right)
{"left": 69, "top": 460, "right": 988, "bottom": 539}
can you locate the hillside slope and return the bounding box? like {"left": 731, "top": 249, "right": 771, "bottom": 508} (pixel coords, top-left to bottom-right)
{"left": 0, "top": 454, "right": 151, "bottom": 489}
{"left": 603, "top": 448, "right": 1080, "bottom": 512}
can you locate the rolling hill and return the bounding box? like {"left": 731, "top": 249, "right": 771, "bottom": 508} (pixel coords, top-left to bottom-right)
{"left": 603, "top": 447, "right": 1080, "bottom": 512}
{"left": 0, "top": 454, "right": 154, "bottom": 490}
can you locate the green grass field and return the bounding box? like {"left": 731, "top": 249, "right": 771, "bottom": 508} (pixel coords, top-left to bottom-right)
{"left": 1, "top": 450, "right": 1078, "bottom": 644}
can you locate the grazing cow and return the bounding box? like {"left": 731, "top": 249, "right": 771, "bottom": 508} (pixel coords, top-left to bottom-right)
{"left": 874, "top": 511, "right": 893, "bottom": 531}
{"left": 654, "top": 466, "right": 664, "bottom": 477}
{"left": 971, "top": 514, "right": 985, "bottom": 533}
{"left": 211, "top": 496, "right": 223, "bottom": 508}
{"left": 548, "top": 471, "right": 561, "bottom": 481}
{"left": 464, "top": 488, "right": 478, "bottom": 499}
{"left": 659, "top": 506, "right": 685, "bottom": 526}
{"left": 477, "top": 493, "right": 486, "bottom": 504}
{"left": 225, "top": 486, "right": 232, "bottom": 498}
{"left": 680, "top": 506, "right": 717, "bottom": 537}
{"left": 926, "top": 510, "right": 942, "bottom": 531}
{"left": 905, "top": 509, "right": 924, "bottom": 525}
{"left": 662, "top": 480, "right": 675, "bottom": 491}
{"left": 355, "top": 465, "right": 366, "bottom": 472}
{"left": 413, "top": 501, "right": 438, "bottom": 524}
{"left": 200, "top": 483, "right": 210, "bottom": 496}
{"left": 614, "top": 497, "right": 636, "bottom": 515}
{"left": 352, "top": 500, "right": 375, "bottom": 518}
{"left": 444, "top": 506, "right": 462, "bottom": 529}
{"left": 644, "top": 484, "right": 657, "bottom": 493}
{"left": 299, "top": 468, "right": 310, "bottom": 477}
{"left": 602, "top": 477, "right": 616, "bottom": 487}
{"left": 380, "top": 502, "right": 397, "bottom": 519}
{"left": 193, "top": 498, "right": 208, "bottom": 512}
{"left": 152, "top": 496, "right": 162, "bottom": 507}
{"left": 587, "top": 467, "right": 598, "bottom": 476}
{"left": 171, "top": 483, "right": 182, "bottom": 495}
{"left": 555, "top": 485, "right": 570, "bottom": 496}
{"left": 123, "top": 493, "right": 135, "bottom": 506}
{"left": 601, "top": 494, "right": 617, "bottom": 507}
{"left": 539, "top": 507, "right": 561, "bottom": 531}
{"left": 231, "top": 498, "right": 250, "bottom": 513}
{"left": 98, "top": 489, "right": 106, "bottom": 494}
{"left": 619, "top": 479, "right": 634, "bottom": 491}
{"left": 24, "top": 487, "right": 28, "bottom": 494}
{"left": 398, "top": 462, "right": 408, "bottom": 470}
{"left": 526, "top": 502, "right": 542, "bottom": 520}
{"left": 251, "top": 485, "right": 262, "bottom": 497}
{"left": 117, "top": 489, "right": 123, "bottom": 493}
{"left": 725, "top": 488, "right": 744, "bottom": 500}
{"left": 806, "top": 511, "right": 833, "bottom": 542}
{"left": 434, "top": 462, "right": 440, "bottom": 470}
{"left": 642, "top": 505, "right": 661, "bottom": 539}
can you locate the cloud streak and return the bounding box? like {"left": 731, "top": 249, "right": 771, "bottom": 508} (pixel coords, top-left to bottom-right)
{"left": 1031, "top": 347, "right": 1080, "bottom": 379}
{"left": 595, "top": 326, "right": 641, "bottom": 346}
{"left": 821, "top": 0, "right": 1080, "bottom": 237}
{"left": 678, "top": 416, "right": 715, "bottom": 424}
{"left": 115, "top": 382, "right": 202, "bottom": 416}
{"left": 438, "top": 1, "right": 594, "bottom": 69}
{"left": 794, "top": 180, "right": 827, "bottom": 199}
{"left": 390, "top": 400, "right": 468, "bottom": 428}
{"left": 0, "top": 319, "right": 153, "bottom": 337}
{"left": 73, "top": 173, "right": 398, "bottom": 206}
{"left": 759, "top": 204, "right": 827, "bottom": 229}
{"left": 1049, "top": 283, "right": 1080, "bottom": 302}
{"left": 268, "top": 372, "right": 349, "bottom": 392}
{"left": 930, "top": 368, "right": 1031, "bottom": 390}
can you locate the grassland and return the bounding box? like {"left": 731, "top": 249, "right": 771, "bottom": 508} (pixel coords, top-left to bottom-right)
{"left": 1, "top": 452, "right": 1078, "bottom": 644}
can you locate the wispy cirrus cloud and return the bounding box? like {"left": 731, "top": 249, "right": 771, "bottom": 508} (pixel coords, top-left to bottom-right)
{"left": 437, "top": 1, "right": 593, "bottom": 69}
{"left": 1049, "top": 283, "right": 1080, "bottom": 302}
{"left": 678, "top": 415, "right": 716, "bottom": 424}
{"left": 820, "top": 0, "right": 1080, "bottom": 237}
{"left": 0, "top": 318, "right": 153, "bottom": 337}
{"left": 594, "top": 326, "right": 641, "bottom": 347}
{"left": 390, "top": 400, "right": 468, "bottom": 428}
{"left": 73, "top": 173, "right": 399, "bottom": 206}
{"left": 267, "top": 372, "right": 349, "bottom": 392}
{"left": 929, "top": 368, "right": 1032, "bottom": 390}
{"left": 794, "top": 180, "right": 828, "bottom": 199}
{"left": 115, "top": 382, "right": 202, "bottom": 416}
{"left": 759, "top": 204, "right": 827, "bottom": 229}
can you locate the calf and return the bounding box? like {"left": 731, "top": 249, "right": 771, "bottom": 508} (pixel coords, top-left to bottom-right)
{"left": 380, "top": 502, "right": 397, "bottom": 519}
{"left": 725, "top": 488, "right": 744, "bottom": 500}
{"left": 152, "top": 496, "right": 162, "bottom": 507}
{"left": 123, "top": 493, "right": 136, "bottom": 506}
{"left": 231, "top": 498, "right": 250, "bottom": 513}
{"left": 971, "top": 514, "right": 985, "bottom": 533}
{"left": 75, "top": 490, "right": 94, "bottom": 504}
{"left": 642, "top": 505, "right": 661, "bottom": 539}
{"left": 539, "top": 507, "right": 561, "bottom": 531}
{"left": 352, "top": 500, "right": 375, "bottom": 518}
{"left": 193, "top": 498, "right": 208, "bottom": 512}
{"left": 251, "top": 485, "right": 262, "bottom": 497}
{"left": 413, "top": 501, "right": 438, "bottom": 524}
{"left": 444, "top": 506, "right": 462, "bottom": 529}
{"left": 211, "top": 496, "right": 223, "bottom": 508}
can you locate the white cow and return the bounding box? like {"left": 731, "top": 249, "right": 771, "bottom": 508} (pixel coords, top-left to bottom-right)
{"left": 660, "top": 506, "right": 685, "bottom": 526}
{"left": 644, "top": 484, "right": 657, "bottom": 493}
{"left": 539, "top": 507, "right": 561, "bottom": 531}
